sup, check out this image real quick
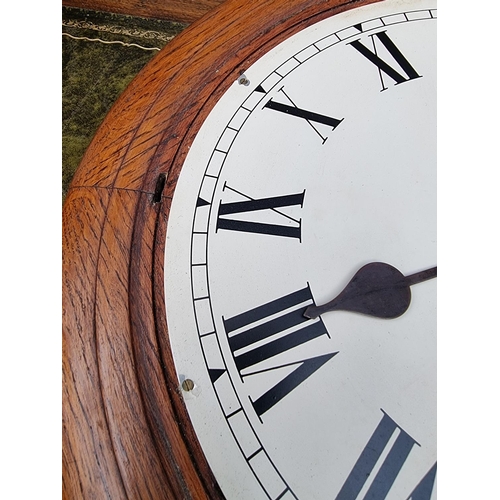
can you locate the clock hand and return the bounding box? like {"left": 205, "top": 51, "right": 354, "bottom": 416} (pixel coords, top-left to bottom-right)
{"left": 303, "top": 262, "right": 436, "bottom": 320}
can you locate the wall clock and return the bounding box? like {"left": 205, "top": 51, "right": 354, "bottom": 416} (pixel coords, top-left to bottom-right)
{"left": 62, "top": 0, "right": 437, "bottom": 498}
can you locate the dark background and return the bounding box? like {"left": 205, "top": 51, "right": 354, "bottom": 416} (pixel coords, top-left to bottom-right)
{"left": 62, "top": 6, "right": 188, "bottom": 200}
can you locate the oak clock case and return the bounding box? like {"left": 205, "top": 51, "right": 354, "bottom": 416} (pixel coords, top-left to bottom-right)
{"left": 62, "top": 0, "right": 436, "bottom": 499}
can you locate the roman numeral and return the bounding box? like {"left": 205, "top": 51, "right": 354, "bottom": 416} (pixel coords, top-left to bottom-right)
{"left": 407, "top": 462, "right": 437, "bottom": 500}
{"left": 264, "top": 87, "right": 343, "bottom": 143}
{"left": 216, "top": 183, "right": 305, "bottom": 240}
{"left": 349, "top": 31, "right": 421, "bottom": 91}
{"left": 223, "top": 285, "right": 337, "bottom": 419}
{"left": 336, "top": 410, "right": 436, "bottom": 500}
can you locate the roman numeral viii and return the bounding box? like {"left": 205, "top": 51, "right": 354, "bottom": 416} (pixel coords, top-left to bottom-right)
{"left": 349, "top": 31, "right": 421, "bottom": 91}
{"left": 223, "top": 285, "right": 337, "bottom": 419}
{"left": 216, "top": 184, "right": 305, "bottom": 240}
{"left": 336, "top": 410, "right": 437, "bottom": 500}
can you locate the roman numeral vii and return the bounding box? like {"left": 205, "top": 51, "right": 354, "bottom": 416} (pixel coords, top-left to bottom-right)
{"left": 336, "top": 410, "right": 437, "bottom": 500}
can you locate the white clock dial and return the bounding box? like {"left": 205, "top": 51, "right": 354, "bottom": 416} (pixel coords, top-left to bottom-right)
{"left": 165, "top": 0, "right": 436, "bottom": 498}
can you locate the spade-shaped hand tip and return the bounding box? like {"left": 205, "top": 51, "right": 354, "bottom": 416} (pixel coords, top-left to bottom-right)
{"left": 304, "top": 262, "right": 436, "bottom": 320}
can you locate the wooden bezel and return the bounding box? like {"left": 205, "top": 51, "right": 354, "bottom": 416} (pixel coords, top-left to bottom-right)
{"left": 62, "top": 0, "right": 380, "bottom": 498}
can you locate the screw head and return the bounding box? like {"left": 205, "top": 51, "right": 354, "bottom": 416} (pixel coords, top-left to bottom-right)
{"left": 238, "top": 75, "right": 250, "bottom": 86}
{"left": 182, "top": 379, "right": 195, "bottom": 392}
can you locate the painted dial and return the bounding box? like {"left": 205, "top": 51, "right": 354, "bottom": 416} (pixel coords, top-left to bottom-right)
{"left": 164, "top": 0, "right": 437, "bottom": 498}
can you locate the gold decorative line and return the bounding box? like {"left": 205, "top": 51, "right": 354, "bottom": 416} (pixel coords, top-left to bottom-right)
{"left": 62, "top": 18, "right": 175, "bottom": 42}
{"left": 62, "top": 32, "right": 161, "bottom": 51}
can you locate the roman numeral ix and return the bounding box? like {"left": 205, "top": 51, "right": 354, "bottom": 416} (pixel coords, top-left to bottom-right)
{"left": 216, "top": 183, "right": 305, "bottom": 240}
{"left": 349, "top": 31, "right": 421, "bottom": 91}
{"left": 223, "top": 285, "right": 337, "bottom": 419}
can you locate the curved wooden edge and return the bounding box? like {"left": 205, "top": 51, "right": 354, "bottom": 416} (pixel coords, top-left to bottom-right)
{"left": 130, "top": 192, "right": 227, "bottom": 498}
{"left": 63, "top": 187, "right": 128, "bottom": 499}
{"left": 62, "top": 0, "right": 381, "bottom": 498}
{"left": 62, "top": 0, "right": 225, "bottom": 24}
{"left": 63, "top": 187, "right": 185, "bottom": 499}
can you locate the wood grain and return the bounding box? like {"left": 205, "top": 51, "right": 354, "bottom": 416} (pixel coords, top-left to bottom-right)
{"left": 62, "top": 0, "right": 380, "bottom": 498}
{"left": 62, "top": 0, "right": 225, "bottom": 24}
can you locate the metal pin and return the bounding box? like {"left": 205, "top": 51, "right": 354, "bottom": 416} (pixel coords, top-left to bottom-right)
{"left": 182, "top": 379, "right": 195, "bottom": 392}
{"left": 238, "top": 74, "right": 250, "bottom": 86}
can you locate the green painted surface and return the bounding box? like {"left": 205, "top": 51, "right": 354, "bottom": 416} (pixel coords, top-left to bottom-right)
{"left": 62, "top": 7, "right": 187, "bottom": 201}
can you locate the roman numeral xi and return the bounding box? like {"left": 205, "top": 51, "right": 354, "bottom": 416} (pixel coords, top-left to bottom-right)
{"left": 223, "top": 285, "right": 337, "bottom": 419}
{"left": 349, "top": 30, "right": 421, "bottom": 91}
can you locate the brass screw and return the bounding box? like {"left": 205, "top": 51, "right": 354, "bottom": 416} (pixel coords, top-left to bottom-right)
{"left": 238, "top": 75, "right": 250, "bottom": 86}
{"left": 182, "top": 379, "right": 195, "bottom": 392}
